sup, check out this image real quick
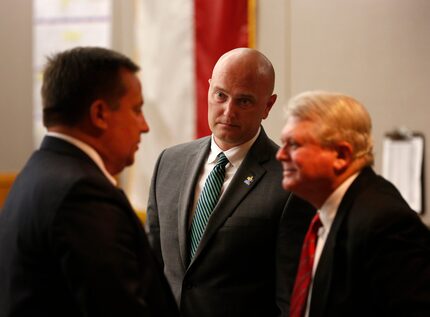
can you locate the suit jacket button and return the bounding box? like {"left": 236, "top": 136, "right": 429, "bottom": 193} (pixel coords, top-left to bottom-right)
{"left": 185, "top": 283, "right": 193, "bottom": 290}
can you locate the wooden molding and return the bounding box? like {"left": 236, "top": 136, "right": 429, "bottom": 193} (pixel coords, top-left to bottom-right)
{"left": 0, "top": 173, "right": 17, "bottom": 208}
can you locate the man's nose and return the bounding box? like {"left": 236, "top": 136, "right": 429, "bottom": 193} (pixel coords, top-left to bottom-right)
{"left": 223, "top": 100, "right": 235, "bottom": 117}
{"left": 276, "top": 147, "right": 289, "bottom": 161}
{"left": 140, "top": 115, "right": 150, "bottom": 133}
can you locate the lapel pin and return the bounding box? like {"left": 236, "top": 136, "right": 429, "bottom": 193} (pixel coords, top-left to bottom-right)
{"left": 244, "top": 176, "right": 254, "bottom": 186}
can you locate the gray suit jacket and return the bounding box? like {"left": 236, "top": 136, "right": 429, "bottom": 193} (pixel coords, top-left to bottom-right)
{"left": 147, "top": 129, "right": 313, "bottom": 317}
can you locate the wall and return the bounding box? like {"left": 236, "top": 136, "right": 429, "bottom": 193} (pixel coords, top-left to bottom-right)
{"left": 0, "top": 0, "right": 33, "bottom": 172}
{"left": 1, "top": 0, "right": 429, "bottom": 225}
{"left": 256, "top": 0, "right": 290, "bottom": 142}
{"left": 289, "top": 0, "right": 430, "bottom": 225}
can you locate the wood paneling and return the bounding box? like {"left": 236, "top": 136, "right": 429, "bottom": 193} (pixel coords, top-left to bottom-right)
{"left": 0, "top": 173, "right": 16, "bottom": 208}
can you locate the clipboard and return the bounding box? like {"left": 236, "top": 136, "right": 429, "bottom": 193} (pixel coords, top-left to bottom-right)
{"left": 382, "top": 127, "right": 425, "bottom": 214}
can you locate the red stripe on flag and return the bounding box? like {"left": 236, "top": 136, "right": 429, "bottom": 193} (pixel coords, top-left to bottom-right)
{"left": 194, "top": 0, "right": 250, "bottom": 138}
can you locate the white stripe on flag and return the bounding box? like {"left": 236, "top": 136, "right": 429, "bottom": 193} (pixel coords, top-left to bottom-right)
{"left": 126, "top": 0, "right": 195, "bottom": 211}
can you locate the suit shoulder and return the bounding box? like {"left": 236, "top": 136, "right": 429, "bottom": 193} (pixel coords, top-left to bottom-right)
{"left": 31, "top": 150, "right": 106, "bottom": 185}
{"left": 159, "top": 137, "right": 210, "bottom": 158}
{"left": 253, "top": 132, "right": 280, "bottom": 157}
{"left": 345, "top": 171, "right": 427, "bottom": 235}
{"left": 11, "top": 151, "right": 117, "bottom": 211}
{"left": 252, "top": 135, "right": 281, "bottom": 169}
{"left": 356, "top": 174, "right": 411, "bottom": 211}
{"left": 266, "top": 136, "right": 280, "bottom": 150}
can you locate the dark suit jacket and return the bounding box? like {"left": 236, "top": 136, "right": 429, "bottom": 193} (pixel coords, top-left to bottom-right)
{"left": 0, "top": 136, "right": 179, "bottom": 317}
{"left": 147, "top": 128, "right": 314, "bottom": 317}
{"left": 309, "top": 167, "right": 430, "bottom": 317}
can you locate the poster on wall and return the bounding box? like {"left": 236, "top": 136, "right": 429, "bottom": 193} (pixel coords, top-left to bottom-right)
{"left": 382, "top": 129, "right": 425, "bottom": 213}
{"left": 33, "top": 0, "right": 112, "bottom": 147}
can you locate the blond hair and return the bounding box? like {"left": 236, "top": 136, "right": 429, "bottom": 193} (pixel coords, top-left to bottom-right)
{"left": 286, "top": 90, "right": 374, "bottom": 166}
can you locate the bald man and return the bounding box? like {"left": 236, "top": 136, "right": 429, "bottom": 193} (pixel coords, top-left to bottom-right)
{"left": 147, "top": 48, "right": 313, "bottom": 317}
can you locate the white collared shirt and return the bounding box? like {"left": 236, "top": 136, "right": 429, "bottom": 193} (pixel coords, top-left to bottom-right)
{"left": 189, "top": 127, "right": 261, "bottom": 225}
{"left": 304, "top": 172, "right": 359, "bottom": 317}
{"left": 46, "top": 132, "right": 117, "bottom": 186}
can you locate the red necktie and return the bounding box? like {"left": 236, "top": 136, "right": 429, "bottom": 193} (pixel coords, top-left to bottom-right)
{"left": 289, "top": 213, "right": 322, "bottom": 317}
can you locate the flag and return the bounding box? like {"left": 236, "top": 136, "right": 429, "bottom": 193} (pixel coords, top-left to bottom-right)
{"left": 126, "top": 0, "right": 255, "bottom": 213}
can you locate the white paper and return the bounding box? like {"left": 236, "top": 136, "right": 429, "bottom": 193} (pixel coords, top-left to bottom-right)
{"left": 382, "top": 135, "right": 424, "bottom": 213}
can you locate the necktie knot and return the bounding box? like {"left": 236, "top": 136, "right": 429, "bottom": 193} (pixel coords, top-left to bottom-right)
{"left": 310, "top": 213, "right": 322, "bottom": 235}
{"left": 215, "top": 152, "right": 229, "bottom": 169}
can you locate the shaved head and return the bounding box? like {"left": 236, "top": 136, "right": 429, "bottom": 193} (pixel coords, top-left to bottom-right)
{"left": 212, "top": 48, "right": 275, "bottom": 97}
{"left": 208, "top": 47, "right": 277, "bottom": 150}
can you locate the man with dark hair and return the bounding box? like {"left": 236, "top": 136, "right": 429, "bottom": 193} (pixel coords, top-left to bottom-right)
{"left": 0, "top": 47, "right": 179, "bottom": 317}
{"left": 41, "top": 47, "right": 140, "bottom": 127}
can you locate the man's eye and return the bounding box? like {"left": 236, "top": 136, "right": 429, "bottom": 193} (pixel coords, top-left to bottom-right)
{"left": 238, "top": 98, "right": 251, "bottom": 106}
{"left": 286, "top": 141, "right": 300, "bottom": 150}
{"left": 215, "top": 91, "right": 226, "bottom": 100}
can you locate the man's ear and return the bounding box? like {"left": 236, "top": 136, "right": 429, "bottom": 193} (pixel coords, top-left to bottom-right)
{"left": 89, "top": 99, "right": 110, "bottom": 130}
{"left": 333, "top": 141, "right": 353, "bottom": 173}
{"left": 262, "top": 94, "right": 277, "bottom": 119}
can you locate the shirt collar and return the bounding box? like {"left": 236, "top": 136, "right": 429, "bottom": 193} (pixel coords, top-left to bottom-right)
{"left": 208, "top": 127, "right": 261, "bottom": 167}
{"left": 46, "top": 132, "right": 117, "bottom": 186}
{"left": 318, "top": 172, "right": 359, "bottom": 231}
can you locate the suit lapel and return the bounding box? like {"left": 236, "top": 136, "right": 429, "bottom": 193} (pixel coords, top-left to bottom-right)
{"left": 178, "top": 138, "right": 211, "bottom": 268}
{"left": 189, "top": 129, "right": 272, "bottom": 266}
{"left": 310, "top": 181, "right": 358, "bottom": 317}
{"left": 310, "top": 168, "right": 375, "bottom": 317}
{"left": 310, "top": 225, "right": 338, "bottom": 317}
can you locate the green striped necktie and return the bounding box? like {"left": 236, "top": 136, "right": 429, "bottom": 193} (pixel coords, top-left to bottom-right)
{"left": 189, "top": 152, "right": 229, "bottom": 262}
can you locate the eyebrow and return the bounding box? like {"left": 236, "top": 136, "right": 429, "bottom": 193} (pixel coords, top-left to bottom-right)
{"left": 211, "top": 85, "right": 256, "bottom": 101}
{"left": 235, "top": 94, "right": 256, "bottom": 103}
{"left": 211, "top": 85, "right": 225, "bottom": 92}
{"left": 236, "top": 93, "right": 253, "bottom": 98}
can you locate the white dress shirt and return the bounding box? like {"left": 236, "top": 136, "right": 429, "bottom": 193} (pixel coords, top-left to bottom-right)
{"left": 304, "top": 172, "right": 359, "bottom": 317}
{"left": 189, "top": 128, "right": 261, "bottom": 226}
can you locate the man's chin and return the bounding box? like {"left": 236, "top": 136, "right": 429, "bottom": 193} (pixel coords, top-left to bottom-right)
{"left": 214, "top": 124, "right": 241, "bottom": 138}
{"left": 127, "top": 157, "right": 135, "bottom": 166}
{"left": 213, "top": 134, "right": 242, "bottom": 149}
{"left": 120, "top": 157, "right": 135, "bottom": 172}
{"left": 281, "top": 179, "right": 296, "bottom": 192}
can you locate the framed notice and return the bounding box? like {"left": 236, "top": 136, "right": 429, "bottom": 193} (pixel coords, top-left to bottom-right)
{"left": 382, "top": 129, "right": 425, "bottom": 213}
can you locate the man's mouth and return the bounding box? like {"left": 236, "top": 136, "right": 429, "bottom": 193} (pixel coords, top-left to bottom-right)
{"left": 283, "top": 167, "right": 296, "bottom": 174}
{"left": 217, "top": 122, "right": 238, "bottom": 128}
